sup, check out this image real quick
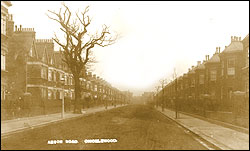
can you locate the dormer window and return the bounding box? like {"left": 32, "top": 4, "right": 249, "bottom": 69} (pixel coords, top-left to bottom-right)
{"left": 42, "top": 55, "right": 46, "bottom": 62}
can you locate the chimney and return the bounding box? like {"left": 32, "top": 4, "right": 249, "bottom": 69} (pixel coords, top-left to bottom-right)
{"left": 93, "top": 74, "right": 96, "bottom": 79}
{"left": 197, "top": 61, "right": 201, "bottom": 66}
{"left": 216, "top": 47, "right": 218, "bottom": 53}
{"left": 20, "top": 25, "right": 22, "bottom": 31}
{"left": 219, "top": 47, "right": 220, "bottom": 53}
{"left": 207, "top": 55, "right": 209, "bottom": 60}
{"left": 234, "top": 36, "right": 237, "bottom": 41}
{"left": 231, "top": 36, "right": 234, "bottom": 42}
{"left": 205, "top": 55, "right": 208, "bottom": 61}
{"left": 192, "top": 65, "right": 194, "bottom": 69}
{"left": 239, "top": 37, "right": 241, "bottom": 41}
{"left": 15, "top": 25, "right": 17, "bottom": 31}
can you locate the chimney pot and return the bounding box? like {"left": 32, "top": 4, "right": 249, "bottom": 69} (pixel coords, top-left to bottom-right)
{"left": 197, "top": 61, "right": 201, "bottom": 65}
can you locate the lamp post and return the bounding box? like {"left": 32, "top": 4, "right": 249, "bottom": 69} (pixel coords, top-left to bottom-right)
{"left": 60, "top": 75, "right": 65, "bottom": 118}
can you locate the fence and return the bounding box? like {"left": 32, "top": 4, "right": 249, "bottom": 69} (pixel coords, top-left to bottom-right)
{"left": 154, "top": 92, "right": 249, "bottom": 128}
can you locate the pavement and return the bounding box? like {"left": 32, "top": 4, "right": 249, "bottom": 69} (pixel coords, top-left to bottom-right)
{"left": 1, "top": 104, "right": 126, "bottom": 137}
{"left": 156, "top": 107, "right": 249, "bottom": 150}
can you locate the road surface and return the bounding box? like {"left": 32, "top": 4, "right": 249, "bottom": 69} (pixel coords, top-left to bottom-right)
{"left": 1, "top": 105, "right": 207, "bottom": 150}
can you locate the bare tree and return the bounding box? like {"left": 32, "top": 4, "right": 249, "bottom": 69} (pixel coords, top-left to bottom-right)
{"left": 159, "top": 78, "right": 168, "bottom": 111}
{"left": 154, "top": 85, "right": 161, "bottom": 107}
{"left": 172, "top": 68, "right": 177, "bottom": 81}
{"left": 47, "top": 3, "right": 117, "bottom": 113}
{"left": 172, "top": 67, "right": 179, "bottom": 118}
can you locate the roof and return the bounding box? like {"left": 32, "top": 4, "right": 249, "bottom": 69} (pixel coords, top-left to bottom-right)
{"left": 222, "top": 41, "right": 243, "bottom": 54}
{"left": 2, "top": 1, "right": 12, "bottom": 7}
{"left": 242, "top": 34, "right": 249, "bottom": 42}
{"left": 188, "top": 66, "right": 196, "bottom": 74}
{"left": 206, "top": 53, "right": 220, "bottom": 63}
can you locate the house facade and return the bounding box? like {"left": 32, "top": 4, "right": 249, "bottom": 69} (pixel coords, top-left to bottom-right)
{"left": 1, "top": 1, "right": 12, "bottom": 101}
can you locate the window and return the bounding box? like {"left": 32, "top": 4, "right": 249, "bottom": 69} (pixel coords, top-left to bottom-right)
{"left": 54, "top": 71, "right": 57, "bottom": 82}
{"left": 227, "top": 58, "right": 235, "bottom": 76}
{"left": 29, "top": 47, "right": 33, "bottom": 57}
{"left": 41, "top": 68, "right": 45, "bottom": 78}
{"left": 1, "top": 14, "right": 7, "bottom": 35}
{"left": 221, "top": 61, "right": 224, "bottom": 76}
{"left": 41, "top": 88, "right": 47, "bottom": 98}
{"left": 53, "top": 90, "right": 57, "bottom": 99}
{"left": 64, "top": 75, "right": 68, "bottom": 85}
{"left": 70, "top": 76, "right": 73, "bottom": 85}
{"left": 60, "top": 90, "right": 63, "bottom": 99}
{"left": 69, "top": 91, "right": 72, "bottom": 99}
{"left": 48, "top": 90, "right": 52, "bottom": 100}
{"left": 210, "top": 69, "right": 217, "bottom": 81}
{"left": 227, "top": 68, "right": 235, "bottom": 76}
{"left": 1, "top": 54, "right": 6, "bottom": 71}
{"left": 41, "top": 67, "right": 47, "bottom": 79}
{"left": 94, "top": 84, "right": 97, "bottom": 91}
{"left": 199, "top": 74, "right": 204, "bottom": 84}
{"left": 48, "top": 69, "right": 52, "bottom": 81}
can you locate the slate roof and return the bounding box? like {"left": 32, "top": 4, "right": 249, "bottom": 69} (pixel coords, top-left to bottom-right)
{"left": 206, "top": 53, "right": 220, "bottom": 63}
{"left": 222, "top": 41, "right": 243, "bottom": 54}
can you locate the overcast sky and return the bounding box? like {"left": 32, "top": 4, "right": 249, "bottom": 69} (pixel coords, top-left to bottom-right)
{"left": 9, "top": 1, "right": 249, "bottom": 96}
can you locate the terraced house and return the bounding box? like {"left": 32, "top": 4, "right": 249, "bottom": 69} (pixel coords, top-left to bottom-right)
{"left": 157, "top": 34, "right": 249, "bottom": 113}
{"left": 1, "top": 1, "right": 12, "bottom": 101}
{"left": 3, "top": 15, "right": 126, "bottom": 119}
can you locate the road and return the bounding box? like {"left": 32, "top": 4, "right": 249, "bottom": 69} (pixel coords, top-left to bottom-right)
{"left": 1, "top": 105, "right": 207, "bottom": 150}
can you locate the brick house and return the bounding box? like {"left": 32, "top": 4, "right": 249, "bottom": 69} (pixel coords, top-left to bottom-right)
{"left": 204, "top": 47, "right": 222, "bottom": 108}
{"left": 194, "top": 60, "right": 205, "bottom": 101}
{"left": 219, "top": 36, "right": 245, "bottom": 109}
{"left": 1, "top": 1, "right": 12, "bottom": 101}
{"left": 242, "top": 34, "right": 249, "bottom": 97}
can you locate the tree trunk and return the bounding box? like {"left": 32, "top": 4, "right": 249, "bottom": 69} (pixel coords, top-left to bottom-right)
{"left": 74, "top": 75, "right": 81, "bottom": 113}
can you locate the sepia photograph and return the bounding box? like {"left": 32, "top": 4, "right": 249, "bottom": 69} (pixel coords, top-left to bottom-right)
{"left": 1, "top": 1, "right": 249, "bottom": 150}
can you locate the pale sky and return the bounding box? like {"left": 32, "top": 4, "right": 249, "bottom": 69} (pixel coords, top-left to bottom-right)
{"left": 9, "top": 1, "right": 249, "bottom": 96}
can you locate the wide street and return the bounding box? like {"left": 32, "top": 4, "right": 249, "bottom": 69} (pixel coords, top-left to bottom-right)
{"left": 1, "top": 105, "right": 208, "bottom": 150}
